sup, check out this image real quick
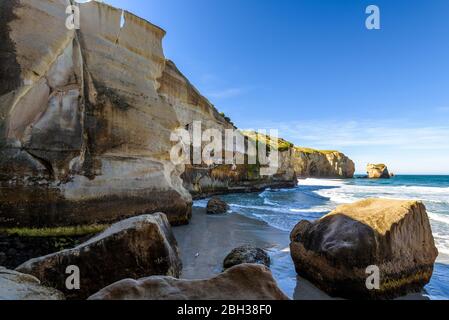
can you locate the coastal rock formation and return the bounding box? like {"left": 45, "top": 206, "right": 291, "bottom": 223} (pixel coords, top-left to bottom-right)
{"left": 0, "top": 0, "right": 354, "bottom": 230}
{"left": 0, "top": 267, "right": 64, "bottom": 300}
{"left": 16, "top": 213, "right": 182, "bottom": 300}
{"left": 292, "top": 148, "right": 355, "bottom": 178}
{"left": 223, "top": 245, "right": 271, "bottom": 270}
{"left": 290, "top": 199, "right": 438, "bottom": 299}
{"left": 88, "top": 264, "right": 289, "bottom": 300}
{"left": 0, "top": 0, "right": 192, "bottom": 228}
{"left": 206, "top": 197, "right": 229, "bottom": 214}
{"left": 367, "top": 164, "right": 390, "bottom": 179}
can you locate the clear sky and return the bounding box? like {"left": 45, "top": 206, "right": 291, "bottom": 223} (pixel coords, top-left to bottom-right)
{"left": 104, "top": 0, "right": 449, "bottom": 174}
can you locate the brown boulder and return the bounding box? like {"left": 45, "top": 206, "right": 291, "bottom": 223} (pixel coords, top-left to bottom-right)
{"left": 88, "top": 264, "right": 289, "bottom": 300}
{"left": 290, "top": 199, "right": 438, "bottom": 299}
{"left": 206, "top": 197, "right": 230, "bottom": 214}
{"left": 223, "top": 245, "right": 271, "bottom": 270}
{"left": 16, "top": 213, "right": 182, "bottom": 300}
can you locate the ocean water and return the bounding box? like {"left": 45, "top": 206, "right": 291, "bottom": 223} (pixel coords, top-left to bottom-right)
{"left": 194, "top": 175, "right": 449, "bottom": 300}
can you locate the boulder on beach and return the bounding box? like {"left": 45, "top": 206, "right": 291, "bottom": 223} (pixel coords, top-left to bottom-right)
{"left": 88, "top": 264, "right": 289, "bottom": 300}
{"left": 206, "top": 197, "right": 230, "bottom": 214}
{"left": 16, "top": 213, "right": 182, "bottom": 300}
{"left": 367, "top": 164, "right": 390, "bottom": 179}
{"left": 0, "top": 267, "right": 64, "bottom": 300}
{"left": 223, "top": 245, "right": 271, "bottom": 270}
{"left": 290, "top": 198, "right": 438, "bottom": 299}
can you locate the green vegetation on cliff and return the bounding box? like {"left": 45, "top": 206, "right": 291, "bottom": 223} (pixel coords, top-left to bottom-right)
{"left": 294, "top": 147, "right": 339, "bottom": 155}
{"left": 241, "top": 131, "right": 294, "bottom": 152}
{"left": 0, "top": 224, "right": 108, "bottom": 237}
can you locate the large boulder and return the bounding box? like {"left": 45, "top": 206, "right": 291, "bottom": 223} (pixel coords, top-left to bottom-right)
{"left": 88, "top": 264, "right": 289, "bottom": 300}
{"left": 16, "top": 213, "right": 182, "bottom": 300}
{"left": 0, "top": 267, "right": 64, "bottom": 300}
{"left": 206, "top": 197, "right": 230, "bottom": 214}
{"left": 290, "top": 199, "right": 438, "bottom": 299}
{"left": 223, "top": 245, "right": 271, "bottom": 270}
{"left": 367, "top": 164, "right": 390, "bottom": 179}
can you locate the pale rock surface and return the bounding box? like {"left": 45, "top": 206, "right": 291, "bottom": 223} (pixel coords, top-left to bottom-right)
{"left": 88, "top": 264, "right": 289, "bottom": 300}
{"left": 367, "top": 164, "right": 390, "bottom": 179}
{"left": 0, "top": 0, "right": 191, "bottom": 227}
{"left": 0, "top": 267, "right": 64, "bottom": 300}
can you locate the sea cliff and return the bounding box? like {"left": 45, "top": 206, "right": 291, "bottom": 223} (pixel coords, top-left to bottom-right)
{"left": 0, "top": 0, "right": 354, "bottom": 229}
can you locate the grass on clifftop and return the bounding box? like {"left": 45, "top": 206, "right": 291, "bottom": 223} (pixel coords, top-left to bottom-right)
{"left": 0, "top": 224, "right": 109, "bottom": 237}
{"left": 240, "top": 131, "right": 342, "bottom": 155}
{"left": 241, "top": 131, "right": 294, "bottom": 152}
{"left": 294, "top": 147, "right": 339, "bottom": 155}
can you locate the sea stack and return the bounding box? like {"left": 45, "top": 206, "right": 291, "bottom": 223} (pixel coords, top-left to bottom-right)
{"left": 290, "top": 198, "right": 438, "bottom": 299}
{"left": 367, "top": 164, "right": 391, "bottom": 179}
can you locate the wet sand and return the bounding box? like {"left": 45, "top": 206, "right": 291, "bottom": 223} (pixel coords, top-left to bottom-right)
{"left": 173, "top": 207, "right": 289, "bottom": 280}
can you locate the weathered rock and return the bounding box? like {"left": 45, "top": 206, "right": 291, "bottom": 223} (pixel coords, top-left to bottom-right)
{"left": 16, "top": 213, "right": 182, "bottom": 300}
{"left": 0, "top": 267, "right": 64, "bottom": 300}
{"left": 0, "top": 0, "right": 192, "bottom": 228}
{"left": 290, "top": 199, "right": 438, "bottom": 299}
{"left": 293, "top": 148, "right": 355, "bottom": 178}
{"left": 223, "top": 245, "right": 271, "bottom": 270}
{"left": 88, "top": 264, "right": 289, "bottom": 300}
{"left": 367, "top": 164, "right": 390, "bottom": 179}
{"left": 206, "top": 197, "right": 230, "bottom": 214}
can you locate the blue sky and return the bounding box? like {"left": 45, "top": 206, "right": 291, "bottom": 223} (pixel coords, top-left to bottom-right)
{"left": 105, "top": 0, "right": 449, "bottom": 174}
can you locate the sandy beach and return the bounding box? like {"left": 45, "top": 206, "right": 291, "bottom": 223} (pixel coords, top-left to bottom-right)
{"left": 174, "top": 206, "right": 430, "bottom": 300}
{"left": 173, "top": 207, "right": 338, "bottom": 299}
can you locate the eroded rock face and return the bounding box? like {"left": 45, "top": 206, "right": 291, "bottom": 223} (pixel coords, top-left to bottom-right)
{"left": 367, "top": 164, "right": 390, "bottom": 179}
{"left": 293, "top": 149, "right": 355, "bottom": 178}
{"left": 223, "top": 246, "right": 271, "bottom": 270}
{"left": 290, "top": 199, "right": 438, "bottom": 299}
{"left": 16, "top": 213, "right": 182, "bottom": 300}
{"left": 0, "top": 267, "right": 64, "bottom": 300}
{"left": 88, "top": 264, "right": 289, "bottom": 300}
{"left": 159, "top": 63, "right": 298, "bottom": 198}
{"left": 0, "top": 0, "right": 192, "bottom": 227}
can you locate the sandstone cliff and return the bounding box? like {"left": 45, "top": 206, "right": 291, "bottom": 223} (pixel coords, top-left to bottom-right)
{"left": 159, "top": 65, "right": 298, "bottom": 198}
{"left": 0, "top": 0, "right": 354, "bottom": 229}
{"left": 293, "top": 148, "right": 355, "bottom": 179}
{"left": 0, "top": 0, "right": 192, "bottom": 227}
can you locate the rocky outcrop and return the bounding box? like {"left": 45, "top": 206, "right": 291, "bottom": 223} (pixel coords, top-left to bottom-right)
{"left": 292, "top": 148, "right": 355, "bottom": 178}
{"left": 223, "top": 246, "right": 271, "bottom": 270}
{"left": 367, "top": 164, "right": 390, "bottom": 179}
{"left": 206, "top": 197, "right": 229, "bottom": 214}
{"left": 16, "top": 213, "right": 182, "bottom": 300}
{"left": 88, "top": 264, "right": 289, "bottom": 300}
{"left": 0, "top": 0, "right": 192, "bottom": 228}
{"left": 0, "top": 267, "right": 64, "bottom": 300}
{"left": 290, "top": 199, "right": 438, "bottom": 299}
